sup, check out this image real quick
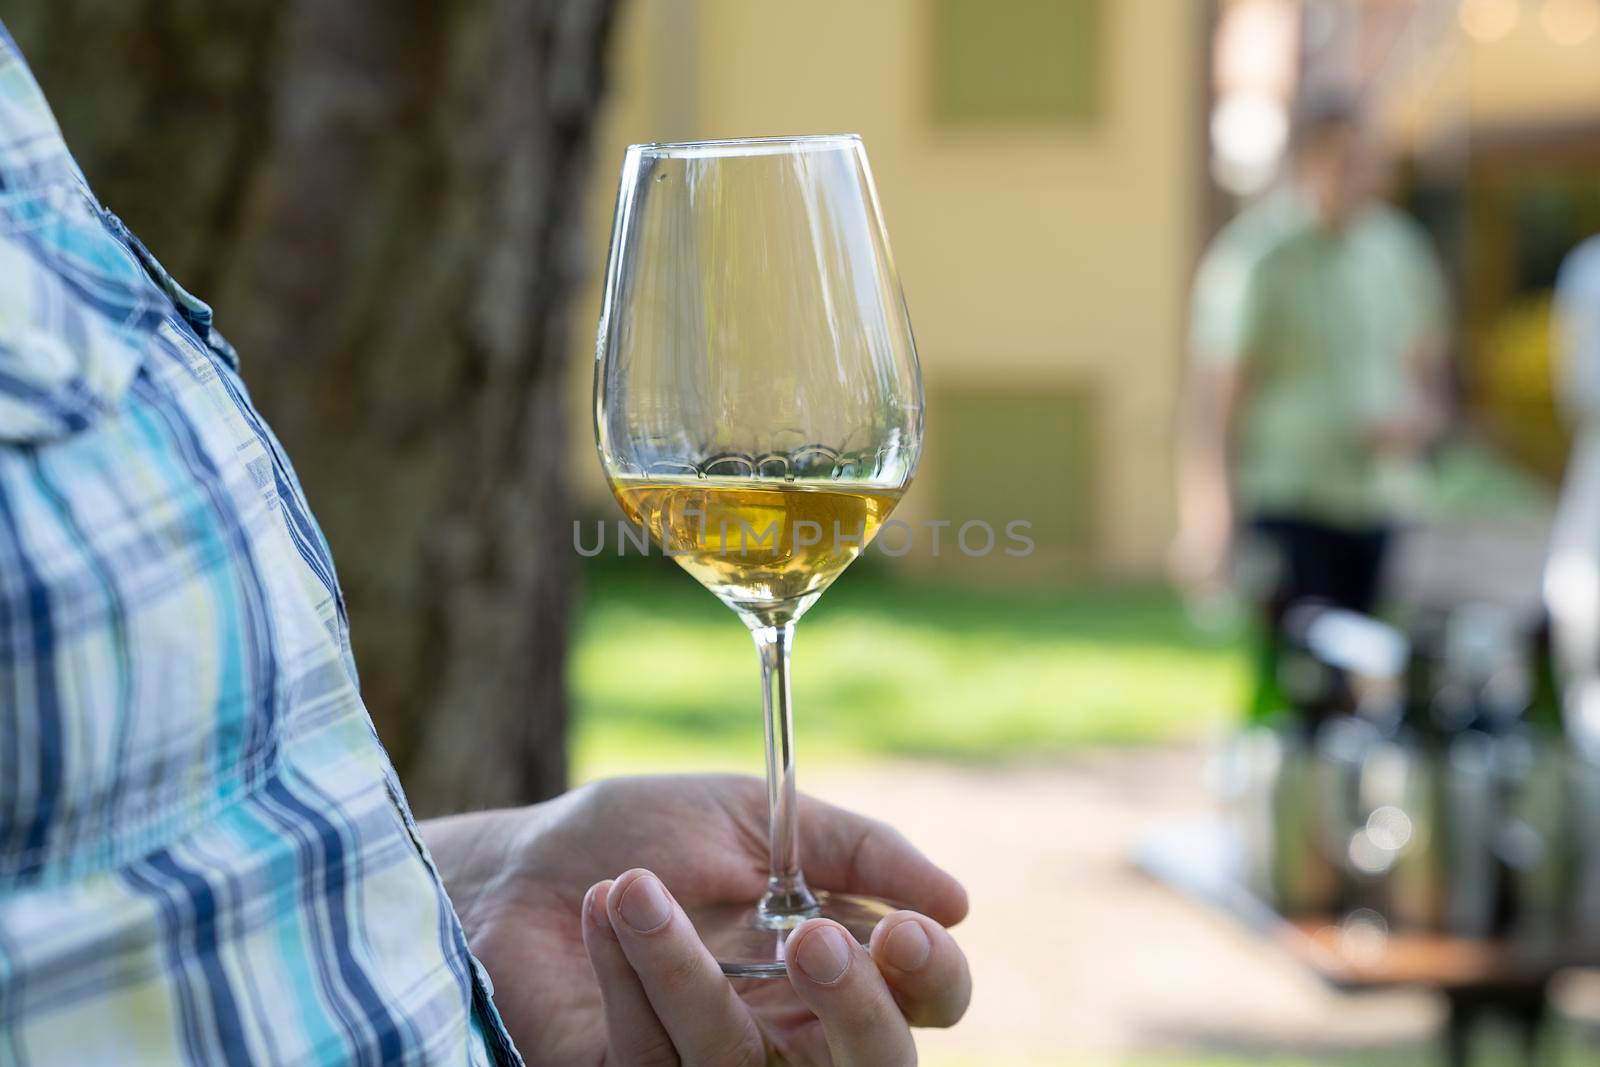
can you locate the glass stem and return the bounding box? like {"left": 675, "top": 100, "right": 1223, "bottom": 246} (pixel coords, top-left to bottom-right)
{"left": 751, "top": 620, "right": 819, "bottom": 924}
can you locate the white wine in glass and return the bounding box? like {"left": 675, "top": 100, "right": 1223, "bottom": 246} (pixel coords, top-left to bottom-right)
{"left": 594, "top": 134, "right": 922, "bottom": 976}
{"left": 609, "top": 476, "right": 903, "bottom": 620}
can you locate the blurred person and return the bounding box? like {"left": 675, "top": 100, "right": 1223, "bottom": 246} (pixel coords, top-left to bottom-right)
{"left": 0, "top": 21, "right": 969, "bottom": 1067}
{"left": 1547, "top": 235, "right": 1600, "bottom": 751}
{"left": 1173, "top": 88, "right": 1450, "bottom": 721}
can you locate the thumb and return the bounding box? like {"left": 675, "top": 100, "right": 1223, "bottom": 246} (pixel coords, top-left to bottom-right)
{"left": 784, "top": 919, "right": 916, "bottom": 1067}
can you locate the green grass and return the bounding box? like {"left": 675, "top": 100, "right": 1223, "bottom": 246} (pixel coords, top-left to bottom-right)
{"left": 571, "top": 556, "right": 1246, "bottom": 780}
{"left": 570, "top": 559, "right": 1600, "bottom": 1065}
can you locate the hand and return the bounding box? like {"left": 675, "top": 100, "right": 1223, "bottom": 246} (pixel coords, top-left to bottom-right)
{"left": 1364, "top": 406, "right": 1442, "bottom": 457}
{"left": 420, "top": 775, "right": 971, "bottom": 1066}
{"left": 1168, "top": 519, "right": 1232, "bottom": 602}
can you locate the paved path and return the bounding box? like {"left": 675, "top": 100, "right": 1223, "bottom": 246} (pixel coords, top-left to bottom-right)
{"left": 792, "top": 520, "right": 1585, "bottom": 1063}
{"left": 807, "top": 750, "right": 1453, "bottom": 1065}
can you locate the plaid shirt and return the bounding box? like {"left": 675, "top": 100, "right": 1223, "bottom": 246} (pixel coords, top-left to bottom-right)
{"left": 0, "top": 23, "right": 519, "bottom": 1066}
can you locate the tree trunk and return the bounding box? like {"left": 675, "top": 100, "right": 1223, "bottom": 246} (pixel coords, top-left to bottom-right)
{"left": 10, "top": 0, "right": 617, "bottom": 813}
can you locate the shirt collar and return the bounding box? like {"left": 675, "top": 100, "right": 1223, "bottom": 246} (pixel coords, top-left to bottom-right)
{"left": 0, "top": 20, "right": 93, "bottom": 196}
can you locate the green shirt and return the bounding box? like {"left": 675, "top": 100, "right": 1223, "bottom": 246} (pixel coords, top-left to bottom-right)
{"left": 1190, "top": 190, "right": 1448, "bottom": 528}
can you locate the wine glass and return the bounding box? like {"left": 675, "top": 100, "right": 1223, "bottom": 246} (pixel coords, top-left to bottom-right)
{"left": 594, "top": 134, "right": 923, "bottom": 977}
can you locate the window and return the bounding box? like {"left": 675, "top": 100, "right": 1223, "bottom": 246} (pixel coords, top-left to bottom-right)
{"left": 933, "top": 385, "right": 1095, "bottom": 563}
{"left": 931, "top": 0, "right": 1104, "bottom": 125}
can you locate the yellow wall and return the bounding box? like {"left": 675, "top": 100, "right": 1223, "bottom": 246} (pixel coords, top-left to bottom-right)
{"left": 1461, "top": 24, "right": 1600, "bottom": 125}
{"left": 1389, "top": 8, "right": 1600, "bottom": 142}
{"left": 570, "top": 0, "right": 1203, "bottom": 578}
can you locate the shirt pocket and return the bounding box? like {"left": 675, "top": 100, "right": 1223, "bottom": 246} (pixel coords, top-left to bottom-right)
{"left": 0, "top": 360, "right": 289, "bottom": 887}
{"left": 0, "top": 180, "right": 165, "bottom": 443}
{"left": 0, "top": 184, "right": 288, "bottom": 887}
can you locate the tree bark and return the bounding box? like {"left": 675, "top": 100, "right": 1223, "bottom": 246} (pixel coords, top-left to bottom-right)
{"left": 11, "top": 0, "right": 617, "bottom": 813}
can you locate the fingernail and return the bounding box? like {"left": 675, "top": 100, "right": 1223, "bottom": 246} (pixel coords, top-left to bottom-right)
{"left": 586, "top": 882, "right": 614, "bottom": 932}
{"left": 617, "top": 874, "right": 673, "bottom": 932}
{"left": 884, "top": 919, "right": 931, "bottom": 972}
{"left": 794, "top": 925, "right": 851, "bottom": 984}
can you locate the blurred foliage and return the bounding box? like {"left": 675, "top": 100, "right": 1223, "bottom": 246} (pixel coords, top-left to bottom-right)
{"left": 570, "top": 556, "right": 1244, "bottom": 781}
{"left": 1470, "top": 291, "right": 1570, "bottom": 479}
{"left": 1483, "top": 293, "right": 1558, "bottom": 413}
{"left": 1461, "top": 169, "right": 1600, "bottom": 481}
{"left": 1423, "top": 434, "right": 1554, "bottom": 521}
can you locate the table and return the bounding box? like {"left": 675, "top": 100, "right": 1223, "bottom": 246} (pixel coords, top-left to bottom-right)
{"left": 1134, "top": 817, "right": 1585, "bottom": 1067}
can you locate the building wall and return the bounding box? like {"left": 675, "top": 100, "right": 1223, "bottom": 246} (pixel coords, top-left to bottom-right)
{"left": 1387, "top": 4, "right": 1600, "bottom": 141}
{"left": 569, "top": 0, "right": 1203, "bottom": 579}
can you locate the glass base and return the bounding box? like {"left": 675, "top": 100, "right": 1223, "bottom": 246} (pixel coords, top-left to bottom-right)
{"left": 687, "top": 890, "right": 903, "bottom": 978}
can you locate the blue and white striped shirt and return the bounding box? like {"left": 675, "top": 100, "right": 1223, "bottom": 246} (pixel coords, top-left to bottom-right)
{"left": 0, "top": 21, "right": 519, "bottom": 1065}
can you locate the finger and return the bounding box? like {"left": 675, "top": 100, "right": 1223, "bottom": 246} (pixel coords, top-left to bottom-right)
{"left": 868, "top": 911, "right": 972, "bottom": 1028}
{"left": 784, "top": 919, "right": 916, "bottom": 1067}
{"left": 581, "top": 881, "right": 679, "bottom": 1067}
{"left": 797, "top": 796, "right": 969, "bottom": 925}
{"left": 606, "top": 868, "right": 764, "bottom": 1065}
